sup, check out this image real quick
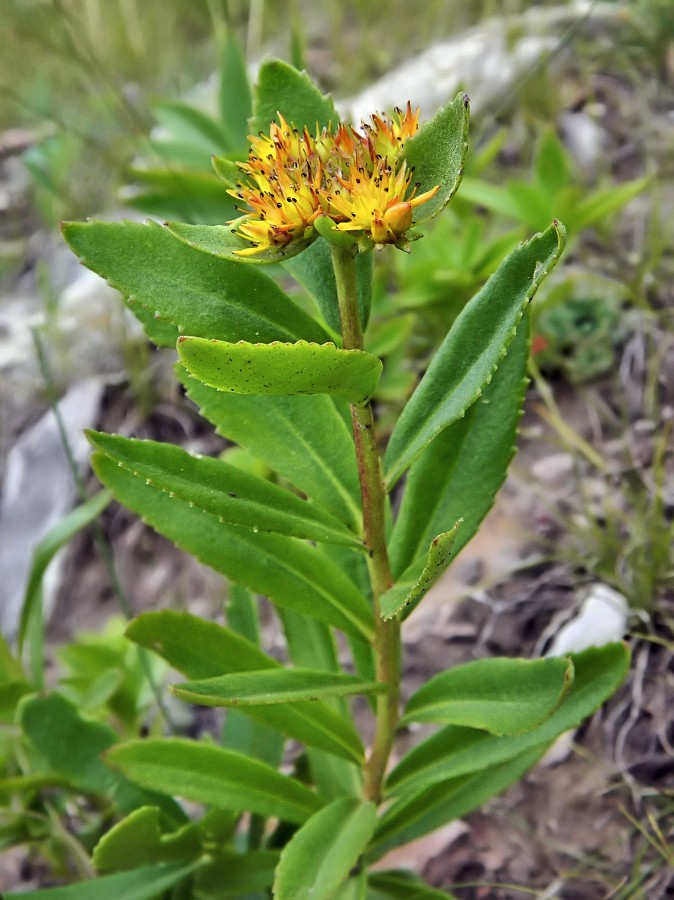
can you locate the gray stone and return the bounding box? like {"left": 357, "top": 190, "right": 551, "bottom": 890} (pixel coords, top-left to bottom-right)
{"left": 0, "top": 378, "right": 105, "bottom": 641}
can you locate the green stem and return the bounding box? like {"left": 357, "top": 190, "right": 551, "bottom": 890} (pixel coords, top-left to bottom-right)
{"left": 330, "top": 245, "right": 400, "bottom": 804}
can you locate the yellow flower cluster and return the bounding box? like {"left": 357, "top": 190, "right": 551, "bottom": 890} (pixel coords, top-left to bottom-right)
{"left": 229, "top": 103, "right": 438, "bottom": 257}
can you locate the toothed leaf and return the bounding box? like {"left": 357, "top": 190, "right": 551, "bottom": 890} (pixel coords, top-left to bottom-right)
{"left": 401, "top": 92, "right": 469, "bottom": 222}
{"left": 60, "top": 220, "right": 329, "bottom": 345}
{"left": 250, "top": 59, "right": 336, "bottom": 135}
{"left": 87, "top": 431, "right": 361, "bottom": 549}
{"left": 380, "top": 524, "right": 461, "bottom": 621}
{"left": 389, "top": 311, "right": 530, "bottom": 576}
{"left": 181, "top": 376, "right": 361, "bottom": 529}
{"left": 385, "top": 221, "right": 566, "bottom": 487}
{"left": 91, "top": 455, "right": 374, "bottom": 642}
{"left": 178, "top": 338, "right": 381, "bottom": 403}
{"left": 172, "top": 668, "right": 388, "bottom": 707}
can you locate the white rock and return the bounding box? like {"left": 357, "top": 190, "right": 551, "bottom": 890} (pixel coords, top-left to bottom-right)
{"left": 546, "top": 584, "right": 629, "bottom": 657}
{"left": 339, "top": 2, "right": 624, "bottom": 121}
{"left": 540, "top": 584, "right": 628, "bottom": 765}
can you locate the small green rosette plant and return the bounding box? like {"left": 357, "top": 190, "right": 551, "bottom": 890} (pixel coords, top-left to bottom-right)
{"left": 39, "top": 61, "right": 629, "bottom": 898}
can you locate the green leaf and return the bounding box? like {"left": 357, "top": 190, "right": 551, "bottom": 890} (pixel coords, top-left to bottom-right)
{"left": 221, "top": 590, "right": 285, "bottom": 772}
{"left": 226, "top": 582, "right": 260, "bottom": 642}
{"left": 380, "top": 524, "right": 461, "bottom": 621}
{"left": 369, "top": 746, "right": 545, "bottom": 862}
{"left": 283, "top": 237, "right": 373, "bottom": 334}
{"left": 572, "top": 177, "right": 650, "bottom": 232}
{"left": 0, "top": 681, "right": 32, "bottom": 721}
{"left": 173, "top": 668, "right": 388, "bottom": 706}
{"left": 385, "top": 221, "right": 566, "bottom": 487}
{"left": 400, "top": 656, "right": 574, "bottom": 734}
{"left": 19, "top": 491, "right": 112, "bottom": 676}
{"left": 125, "top": 169, "right": 235, "bottom": 226}
{"left": 126, "top": 611, "right": 274, "bottom": 678}
{"left": 17, "top": 692, "right": 130, "bottom": 795}
{"left": 182, "top": 374, "right": 361, "bottom": 528}
{"left": 178, "top": 338, "right": 381, "bottom": 402}
{"left": 333, "top": 873, "right": 368, "bottom": 900}
{"left": 127, "top": 612, "right": 365, "bottom": 763}
{"left": 506, "top": 180, "right": 554, "bottom": 231}
{"left": 211, "top": 154, "right": 240, "bottom": 188}
{"left": 153, "top": 98, "right": 231, "bottom": 153}
{"left": 88, "top": 431, "right": 360, "bottom": 549}
{"left": 3, "top": 862, "right": 198, "bottom": 900}
{"left": 61, "top": 220, "right": 329, "bottom": 345}
{"left": 0, "top": 629, "right": 24, "bottom": 681}
{"left": 195, "top": 850, "right": 279, "bottom": 897}
{"left": 389, "top": 311, "right": 530, "bottom": 577}
{"left": 273, "top": 798, "right": 377, "bottom": 900}
{"left": 218, "top": 30, "right": 252, "bottom": 149}
{"left": 222, "top": 709, "right": 284, "bottom": 771}
{"left": 535, "top": 129, "right": 572, "bottom": 195}
{"left": 250, "top": 59, "right": 336, "bottom": 136}
{"left": 17, "top": 694, "right": 185, "bottom": 825}
{"left": 93, "top": 807, "right": 201, "bottom": 873}
{"left": 106, "top": 738, "right": 323, "bottom": 824}
{"left": 280, "top": 611, "right": 363, "bottom": 800}
{"left": 93, "top": 454, "right": 373, "bottom": 641}
{"left": 453, "top": 176, "right": 522, "bottom": 218}
{"left": 120, "top": 294, "right": 180, "bottom": 346}
{"left": 145, "top": 137, "right": 216, "bottom": 170}
{"left": 166, "top": 218, "right": 318, "bottom": 265}
{"left": 401, "top": 93, "right": 469, "bottom": 222}
{"left": 386, "top": 643, "right": 630, "bottom": 799}
{"left": 368, "top": 871, "right": 458, "bottom": 899}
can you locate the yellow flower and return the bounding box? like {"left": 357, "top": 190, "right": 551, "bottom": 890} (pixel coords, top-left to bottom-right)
{"left": 229, "top": 104, "right": 437, "bottom": 257}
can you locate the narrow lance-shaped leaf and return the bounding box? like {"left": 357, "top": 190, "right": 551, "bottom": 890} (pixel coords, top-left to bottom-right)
{"left": 369, "top": 745, "right": 546, "bottom": 862}
{"left": 389, "top": 312, "right": 531, "bottom": 576}
{"left": 87, "top": 431, "right": 361, "bottom": 549}
{"left": 385, "top": 220, "right": 566, "bottom": 487}
{"left": 172, "top": 668, "right": 389, "bottom": 707}
{"left": 386, "top": 643, "right": 630, "bottom": 799}
{"left": 273, "top": 798, "right": 377, "bottom": 900}
{"left": 61, "top": 220, "right": 329, "bottom": 346}
{"left": 380, "top": 523, "right": 461, "bottom": 621}
{"left": 401, "top": 92, "right": 470, "bottom": 223}
{"left": 107, "top": 739, "right": 323, "bottom": 824}
{"left": 279, "top": 610, "right": 364, "bottom": 801}
{"left": 93, "top": 454, "right": 374, "bottom": 642}
{"left": 400, "top": 656, "right": 574, "bottom": 734}
{"left": 3, "top": 862, "right": 198, "bottom": 900}
{"left": 218, "top": 29, "right": 252, "bottom": 149}
{"left": 222, "top": 586, "right": 286, "bottom": 769}
{"left": 126, "top": 612, "right": 365, "bottom": 763}
{"left": 178, "top": 338, "right": 381, "bottom": 403}
{"left": 182, "top": 374, "right": 361, "bottom": 528}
